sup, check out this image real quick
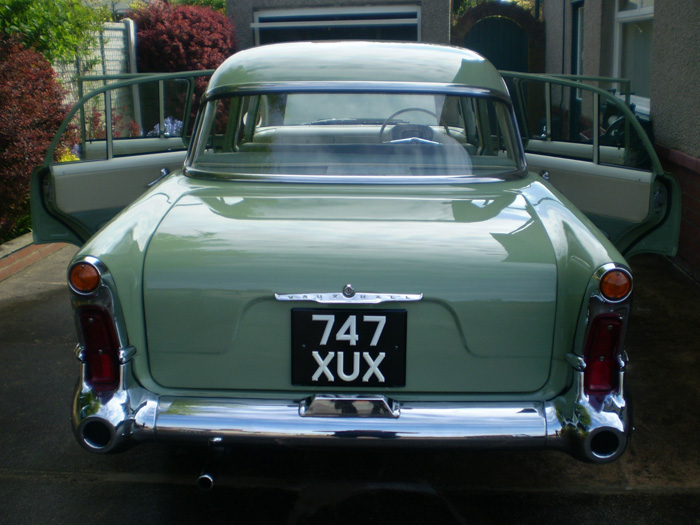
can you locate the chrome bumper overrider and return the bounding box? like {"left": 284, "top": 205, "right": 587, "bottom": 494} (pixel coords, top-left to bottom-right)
{"left": 72, "top": 354, "right": 629, "bottom": 463}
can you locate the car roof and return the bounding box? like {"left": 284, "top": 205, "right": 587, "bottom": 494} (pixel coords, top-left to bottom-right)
{"left": 206, "top": 41, "right": 508, "bottom": 95}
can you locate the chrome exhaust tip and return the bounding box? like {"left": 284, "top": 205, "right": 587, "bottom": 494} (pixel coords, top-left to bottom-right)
{"left": 79, "top": 419, "right": 116, "bottom": 451}
{"left": 196, "top": 470, "right": 216, "bottom": 491}
{"left": 585, "top": 428, "right": 626, "bottom": 463}
{"left": 75, "top": 416, "right": 134, "bottom": 454}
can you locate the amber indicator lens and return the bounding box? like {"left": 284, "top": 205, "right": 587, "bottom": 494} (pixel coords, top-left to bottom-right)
{"left": 70, "top": 263, "right": 101, "bottom": 293}
{"left": 599, "top": 269, "right": 632, "bottom": 302}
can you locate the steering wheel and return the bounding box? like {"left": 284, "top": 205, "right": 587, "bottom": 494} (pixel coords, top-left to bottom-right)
{"left": 602, "top": 116, "right": 625, "bottom": 147}
{"left": 378, "top": 107, "right": 443, "bottom": 141}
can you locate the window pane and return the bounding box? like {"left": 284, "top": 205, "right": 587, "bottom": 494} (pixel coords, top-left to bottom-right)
{"left": 621, "top": 20, "right": 652, "bottom": 98}
{"left": 74, "top": 79, "right": 191, "bottom": 161}
{"left": 509, "top": 78, "right": 652, "bottom": 170}
{"left": 618, "top": 0, "right": 654, "bottom": 10}
{"left": 255, "top": 8, "right": 420, "bottom": 45}
{"left": 191, "top": 92, "right": 524, "bottom": 179}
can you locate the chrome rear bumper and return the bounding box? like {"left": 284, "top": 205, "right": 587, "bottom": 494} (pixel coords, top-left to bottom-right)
{"left": 72, "top": 358, "right": 629, "bottom": 463}
{"left": 157, "top": 396, "right": 548, "bottom": 445}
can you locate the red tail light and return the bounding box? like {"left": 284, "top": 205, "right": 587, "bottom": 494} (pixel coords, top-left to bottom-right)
{"left": 583, "top": 314, "right": 623, "bottom": 395}
{"left": 78, "top": 306, "right": 120, "bottom": 392}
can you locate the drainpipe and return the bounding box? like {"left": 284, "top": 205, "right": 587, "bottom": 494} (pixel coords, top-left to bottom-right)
{"left": 561, "top": 0, "right": 566, "bottom": 75}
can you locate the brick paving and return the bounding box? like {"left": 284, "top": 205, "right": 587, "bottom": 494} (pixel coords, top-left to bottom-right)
{"left": 0, "top": 234, "right": 68, "bottom": 282}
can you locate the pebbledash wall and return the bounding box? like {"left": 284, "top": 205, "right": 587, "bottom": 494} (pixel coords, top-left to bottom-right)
{"left": 651, "top": 1, "right": 700, "bottom": 280}
{"left": 543, "top": 0, "right": 700, "bottom": 280}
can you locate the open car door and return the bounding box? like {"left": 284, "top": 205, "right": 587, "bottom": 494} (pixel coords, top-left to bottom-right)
{"left": 502, "top": 72, "right": 680, "bottom": 257}
{"left": 31, "top": 71, "right": 212, "bottom": 246}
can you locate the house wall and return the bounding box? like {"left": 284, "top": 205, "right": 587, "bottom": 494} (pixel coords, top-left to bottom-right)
{"left": 652, "top": 1, "right": 700, "bottom": 159}
{"left": 543, "top": 1, "right": 700, "bottom": 280}
{"left": 581, "top": 0, "right": 601, "bottom": 76}
{"left": 652, "top": 1, "right": 700, "bottom": 280}
{"left": 582, "top": 0, "right": 615, "bottom": 78}
{"left": 226, "top": 0, "right": 451, "bottom": 51}
{"left": 543, "top": 0, "right": 569, "bottom": 75}
{"left": 544, "top": 1, "right": 615, "bottom": 78}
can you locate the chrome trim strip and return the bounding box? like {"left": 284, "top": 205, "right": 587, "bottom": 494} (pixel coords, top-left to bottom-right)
{"left": 187, "top": 169, "right": 519, "bottom": 186}
{"left": 565, "top": 353, "right": 586, "bottom": 371}
{"left": 274, "top": 292, "right": 423, "bottom": 304}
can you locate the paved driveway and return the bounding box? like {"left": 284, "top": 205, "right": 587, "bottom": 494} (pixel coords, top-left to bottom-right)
{"left": 1, "top": 246, "right": 699, "bottom": 523}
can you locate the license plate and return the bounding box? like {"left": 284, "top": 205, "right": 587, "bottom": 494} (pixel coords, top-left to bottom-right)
{"left": 292, "top": 309, "right": 406, "bottom": 387}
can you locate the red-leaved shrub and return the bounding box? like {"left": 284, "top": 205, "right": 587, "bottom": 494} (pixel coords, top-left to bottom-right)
{"left": 129, "top": 0, "right": 236, "bottom": 74}
{"left": 128, "top": 0, "right": 236, "bottom": 134}
{"left": 0, "top": 37, "right": 69, "bottom": 242}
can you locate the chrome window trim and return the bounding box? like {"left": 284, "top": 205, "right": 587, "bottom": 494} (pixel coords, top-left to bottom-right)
{"left": 186, "top": 169, "right": 523, "bottom": 185}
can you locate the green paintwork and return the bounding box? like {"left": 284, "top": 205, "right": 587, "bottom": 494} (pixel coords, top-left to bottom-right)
{"left": 206, "top": 41, "right": 508, "bottom": 95}
{"left": 143, "top": 184, "right": 556, "bottom": 392}
{"left": 70, "top": 169, "right": 621, "bottom": 398}
{"left": 28, "top": 42, "right": 678, "bottom": 401}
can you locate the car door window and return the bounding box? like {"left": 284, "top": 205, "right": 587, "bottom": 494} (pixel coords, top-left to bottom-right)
{"left": 55, "top": 76, "right": 194, "bottom": 162}
{"left": 503, "top": 72, "right": 679, "bottom": 257}
{"left": 32, "top": 72, "right": 211, "bottom": 245}
{"left": 506, "top": 76, "right": 652, "bottom": 171}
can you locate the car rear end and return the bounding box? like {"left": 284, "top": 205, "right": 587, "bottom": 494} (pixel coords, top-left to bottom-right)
{"left": 66, "top": 41, "right": 632, "bottom": 463}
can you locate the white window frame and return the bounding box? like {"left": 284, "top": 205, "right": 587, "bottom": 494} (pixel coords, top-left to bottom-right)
{"left": 251, "top": 6, "right": 422, "bottom": 47}
{"left": 612, "top": 1, "right": 653, "bottom": 117}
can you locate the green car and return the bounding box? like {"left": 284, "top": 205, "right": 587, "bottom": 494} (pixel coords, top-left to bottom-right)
{"left": 32, "top": 42, "right": 680, "bottom": 469}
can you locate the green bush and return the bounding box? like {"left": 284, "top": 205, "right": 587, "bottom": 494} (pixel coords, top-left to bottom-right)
{"left": 453, "top": 0, "right": 537, "bottom": 18}
{"left": 0, "top": 0, "right": 110, "bottom": 64}
{"left": 171, "top": 0, "right": 226, "bottom": 13}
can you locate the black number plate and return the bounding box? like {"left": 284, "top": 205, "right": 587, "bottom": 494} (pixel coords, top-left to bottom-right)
{"left": 292, "top": 309, "right": 406, "bottom": 387}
